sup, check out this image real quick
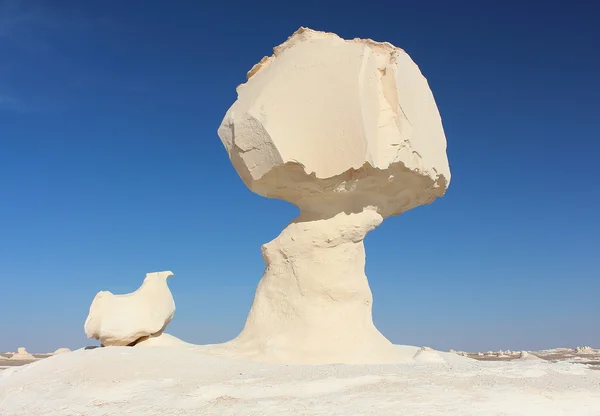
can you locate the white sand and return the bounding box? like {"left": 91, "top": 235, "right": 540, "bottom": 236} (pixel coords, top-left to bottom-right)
{"left": 1, "top": 346, "right": 599, "bottom": 415}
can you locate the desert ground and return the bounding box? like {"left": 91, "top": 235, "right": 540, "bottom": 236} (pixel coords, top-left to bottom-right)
{"left": 1, "top": 345, "right": 599, "bottom": 415}
{"left": 3, "top": 346, "right": 598, "bottom": 370}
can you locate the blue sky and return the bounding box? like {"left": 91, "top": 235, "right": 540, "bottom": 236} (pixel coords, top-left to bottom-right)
{"left": 1, "top": 0, "right": 598, "bottom": 353}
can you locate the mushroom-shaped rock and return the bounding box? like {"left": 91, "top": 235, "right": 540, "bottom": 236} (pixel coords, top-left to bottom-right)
{"left": 9, "top": 347, "right": 35, "bottom": 360}
{"left": 84, "top": 271, "right": 175, "bottom": 346}
{"left": 217, "top": 27, "right": 450, "bottom": 365}
{"left": 53, "top": 348, "right": 71, "bottom": 355}
{"left": 413, "top": 347, "right": 446, "bottom": 364}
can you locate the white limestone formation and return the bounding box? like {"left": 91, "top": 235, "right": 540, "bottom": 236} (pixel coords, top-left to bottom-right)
{"left": 9, "top": 347, "right": 35, "bottom": 360}
{"left": 53, "top": 348, "right": 71, "bottom": 355}
{"left": 84, "top": 271, "right": 175, "bottom": 346}
{"left": 576, "top": 346, "right": 594, "bottom": 354}
{"left": 217, "top": 27, "right": 450, "bottom": 364}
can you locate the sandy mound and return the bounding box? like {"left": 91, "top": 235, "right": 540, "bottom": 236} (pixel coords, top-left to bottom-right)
{"left": 134, "top": 332, "right": 195, "bottom": 348}
{"left": 519, "top": 351, "right": 543, "bottom": 361}
{"left": 413, "top": 347, "right": 446, "bottom": 364}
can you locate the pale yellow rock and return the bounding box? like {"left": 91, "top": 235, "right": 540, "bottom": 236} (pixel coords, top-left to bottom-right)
{"left": 53, "top": 348, "right": 71, "bottom": 355}
{"left": 9, "top": 347, "right": 35, "bottom": 360}
{"left": 217, "top": 27, "right": 450, "bottom": 364}
{"left": 84, "top": 271, "right": 175, "bottom": 346}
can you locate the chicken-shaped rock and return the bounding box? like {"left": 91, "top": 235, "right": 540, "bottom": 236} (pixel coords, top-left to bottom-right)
{"left": 84, "top": 271, "right": 175, "bottom": 346}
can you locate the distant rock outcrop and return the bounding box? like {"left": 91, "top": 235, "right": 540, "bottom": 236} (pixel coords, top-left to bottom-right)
{"left": 53, "top": 348, "right": 71, "bottom": 355}
{"left": 9, "top": 347, "right": 36, "bottom": 360}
